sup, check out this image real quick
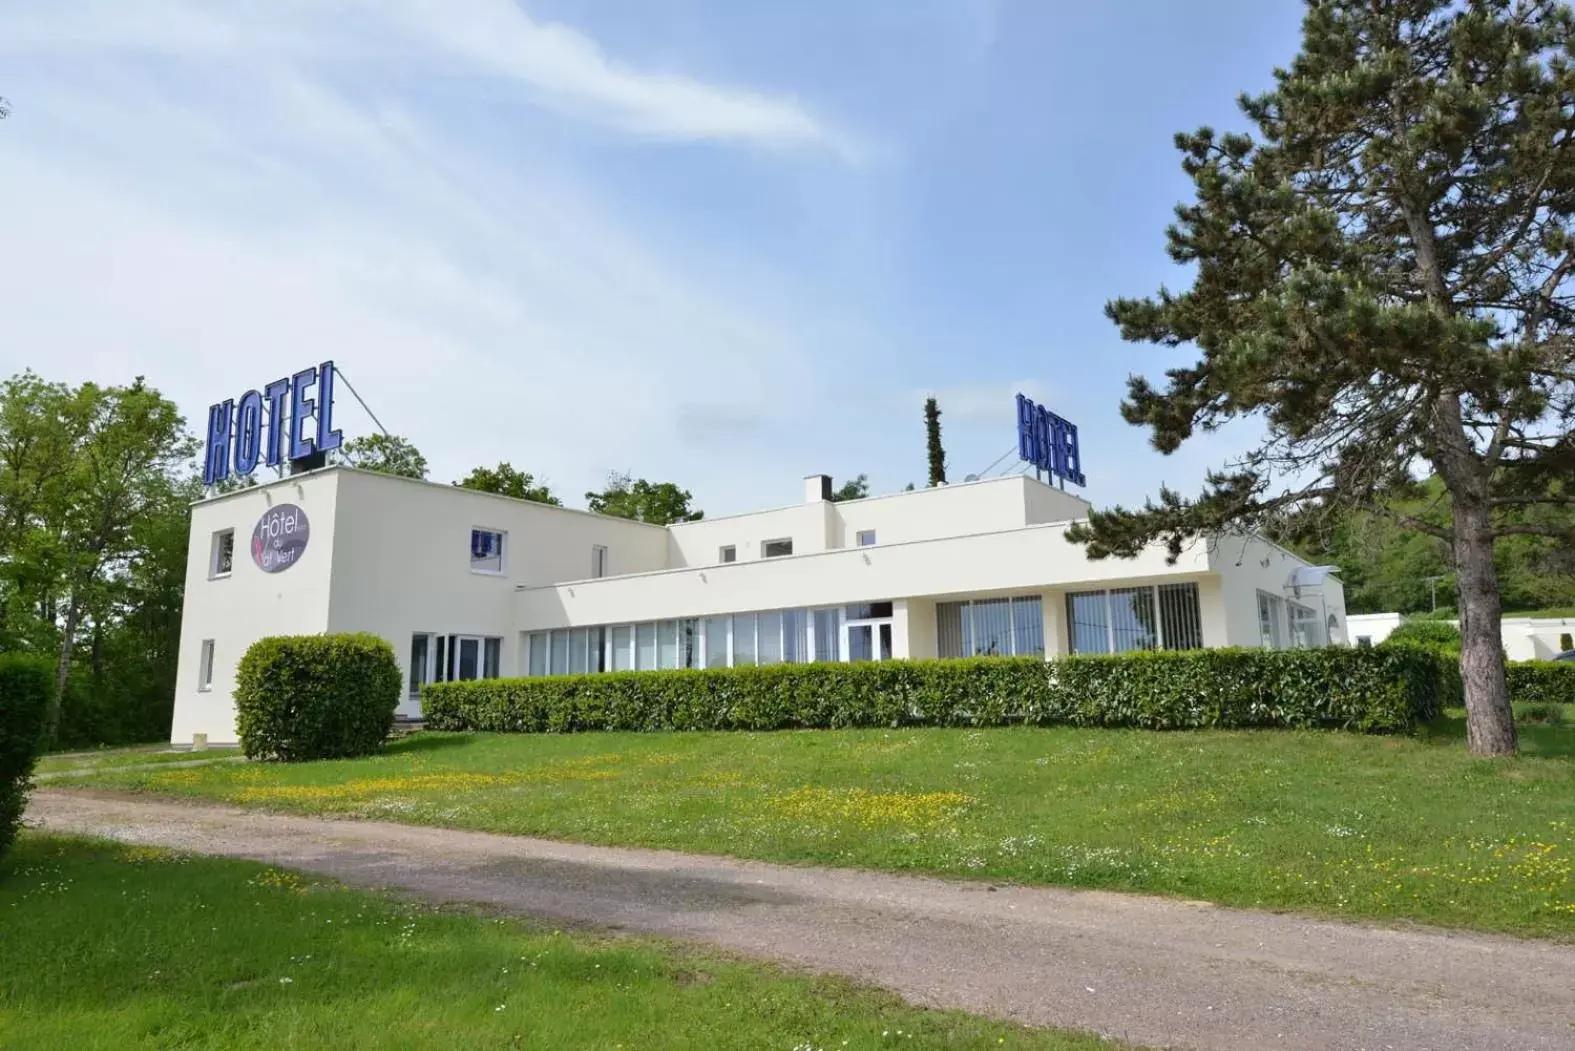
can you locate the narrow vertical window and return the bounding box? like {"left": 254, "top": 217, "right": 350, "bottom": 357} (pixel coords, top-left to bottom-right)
{"left": 198, "top": 640, "right": 215, "bottom": 690}
{"left": 408, "top": 634, "right": 430, "bottom": 697}
{"left": 591, "top": 545, "right": 608, "bottom": 579}
{"left": 483, "top": 637, "right": 501, "bottom": 678}
{"left": 528, "top": 633, "right": 547, "bottom": 677}
{"left": 209, "top": 530, "right": 234, "bottom": 578}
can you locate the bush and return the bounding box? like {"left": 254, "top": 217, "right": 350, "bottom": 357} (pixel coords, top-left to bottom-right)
{"left": 0, "top": 655, "right": 54, "bottom": 863}
{"left": 1507, "top": 660, "right": 1575, "bottom": 706}
{"left": 1560, "top": 632, "right": 1572, "bottom": 653}
{"left": 235, "top": 634, "right": 400, "bottom": 762}
{"left": 1383, "top": 619, "right": 1462, "bottom": 651}
{"left": 425, "top": 647, "right": 1446, "bottom": 737}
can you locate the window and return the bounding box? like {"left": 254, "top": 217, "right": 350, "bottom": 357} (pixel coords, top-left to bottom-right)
{"left": 1257, "top": 590, "right": 1286, "bottom": 649}
{"left": 470, "top": 528, "right": 505, "bottom": 574}
{"left": 679, "top": 620, "right": 700, "bottom": 669}
{"left": 591, "top": 545, "right": 608, "bottom": 579}
{"left": 1066, "top": 584, "right": 1204, "bottom": 654}
{"left": 483, "top": 637, "right": 501, "bottom": 679}
{"left": 1289, "top": 602, "right": 1321, "bottom": 649}
{"left": 813, "top": 608, "right": 841, "bottom": 662}
{"left": 732, "top": 613, "right": 757, "bottom": 666}
{"left": 845, "top": 601, "right": 893, "bottom": 621}
{"left": 568, "top": 629, "right": 590, "bottom": 674}
{"left": 719, "top": 545, "right": 736, "bottom": 564}
{"left": 197, "top": 639, "right": 215, "bottom": 690}
{"left": 704, "top": 617, "right": 729, "bottom": 668}
{"left": 783, "top": 609, "right": 808, "bottom": 663}
{"left": 636, "top": 622, "right": 657, "bottom": 670}
{"left": 937, "top": 597, "right": 1045, "bottom": 659}
{"left": 612, "top": 626, "right": 633, "bottom": 671}
{"left": 550, "top": 630, "right": 569, "bottom": 674}
{"left": 856, "top": 530, "right": 876, "bottom": 547}
{"left": 1356, "top": 635, "right": 1373, "bottom": 649}
{"left": 762, "top": 538, "right": 793, "bottom": 558}
{"left": 657, "top": 621, "right": 679, "bottom": 670}
{"left": 209, "top": 529, "right": 234, "bottom": 578}
{"left": 409, "top": 634, "right": 431, "bottom": 698}
{"left": 528, "top": 632, "right": 547, "bottom": 676}
{"left": 757, "top": 610, "right": 783, "bottom": 665}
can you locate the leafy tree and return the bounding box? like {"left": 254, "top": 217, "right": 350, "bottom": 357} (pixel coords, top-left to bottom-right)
{"left": 454, "top": 462, "right": 560, "bottom": 505}
{"left": 924, "top": 397, "right": 948, "bottom": 487}
{"left": 1068, "top": 0, "right": 1575, "bottom": 756}
{"left": 338, "top": 433, "right": 427, "bottom": 479}
{"left": 830, "top": 475, "right": 870, "bottom": 502}
{"left": 585, "top": 472, "right": 702, "bottom": 525}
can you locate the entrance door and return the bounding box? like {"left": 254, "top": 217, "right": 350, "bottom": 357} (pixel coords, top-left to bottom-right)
{"left": 843, "top": 620, "right": 893, "bottom": 662}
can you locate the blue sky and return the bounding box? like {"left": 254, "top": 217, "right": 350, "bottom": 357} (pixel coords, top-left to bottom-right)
{"left": 0, "top": 0, "right": 1306, "bottom": 515}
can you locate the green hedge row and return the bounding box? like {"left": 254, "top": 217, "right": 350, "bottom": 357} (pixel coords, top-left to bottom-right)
{"left": 0, "top": 655, "right": 54, "bottom": 863}
{"left": 235, "top": 633, "right": 401, "bottom": 762}
{"left": 1506, "top": 660, "right": 1575, "bottom": 706}
{"left": 424, "top": 646, "right": 1449, "bottom": 736}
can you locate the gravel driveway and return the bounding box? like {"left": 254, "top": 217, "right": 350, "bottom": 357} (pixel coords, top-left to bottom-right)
{"left": 27, "top": 788, "right": 1575, "bottom": 1051}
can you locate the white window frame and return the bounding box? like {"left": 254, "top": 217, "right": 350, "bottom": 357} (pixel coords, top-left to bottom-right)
{"left": 718, "top": 545, "right": 736, "bottom": 564}
{"left": 469, "top": 527, "right": 507, "bottom": 575}
{"left": 197, "top": 639, "right": 215, "bottom": 691}
{"left": 209, "top": 529, "right": 234, "bottom": 579}
{"left": 761, "top": 537, "right": 793, "bottom": 558}
{"left": 855, "top": 530, "right": 877, "bottom": 547}
{"left": 591, "top": 544, "right": 608, "bottom": 579}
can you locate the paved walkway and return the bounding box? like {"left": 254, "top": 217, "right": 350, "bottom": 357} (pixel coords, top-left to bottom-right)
{"left": 27, "top": 789, "right": 1575, "bottom": 1051}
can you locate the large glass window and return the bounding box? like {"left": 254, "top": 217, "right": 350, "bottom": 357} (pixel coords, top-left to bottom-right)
{"left": 470, "top": 528, "right": 505, "bottom": 573}
{"left": 970, "top": 598, "right": 1012, "bottom": 656}
{"left": 1158, "top": 583, "right": 1203, "bottom": 650}
{"left": 1289, "top": 602, "right": 1320, "bottom": 648}
{"left": 704, "top": 617, "right": 729, "bottom": 668}
{"left": 1067, "top": 591, "right": 1112, "bottom": 654}
{"left": 782, "top": 609, "right": 808, "bottom": 663}
{"left": 657, "top": 620, "right": 679, "bottom": 670}
{"left": 813, "top": 608, "right": 841, "bottom": 662}
{"left": 1011, "top": 596, "right": 1045, "bottom": 657}
{"left": 590, "top": 627, "right": 607, "bottom": 672}
{"left": 549, "top": 631, "right": 569, "bottom": 675}
{"left": 757, "top": 611, "right": 783, "bottom": 665}
{"left": 568, "top": 628, "right": 589, "bottom": 674}
{"left": 635, "top": 622, "right": 657, "bottom": 670}
{"left": 732, "top": 613, "right": 757, "bottom": 666}
{"left": 1109, "top": 587, "right": 1158, "bottom": 652}
{"left": 612, "top": 626, "right": 632, "bottom": 671}
{"left": 679, "top": 619, "right": 700, "bottom": 669}
{"left": 937, "top": 597, "right": 1044, "bottom": 659}
{"left": 937, "top": 602, "right": 968, "bottom": 659}
{"left": 483, "top": 637, "right": 501, "bottom": 679}
{"left": 1257, "top": 590, "right": 1286, "bottom": 649}
{"left": 458, "top": 637, "right": 480, "bottom": 680}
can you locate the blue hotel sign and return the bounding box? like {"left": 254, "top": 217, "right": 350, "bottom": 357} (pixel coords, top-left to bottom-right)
{"left": 203, "top": 361, "right": 342, "bottom": 485}
{"left": 1016, "top": 393, "right": 1086, "bottom": 487}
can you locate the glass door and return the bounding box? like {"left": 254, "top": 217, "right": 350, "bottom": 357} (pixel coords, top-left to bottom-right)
{"left": 456, "top": 636, "right": 481, "bottom": 680}
{"left": 843, "top": 620, "right": 893, "bottom": 662}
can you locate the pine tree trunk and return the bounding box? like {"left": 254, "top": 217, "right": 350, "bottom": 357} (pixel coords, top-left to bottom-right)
{"left": 1452, "top": 495, "right": 1517, "bottom": 757}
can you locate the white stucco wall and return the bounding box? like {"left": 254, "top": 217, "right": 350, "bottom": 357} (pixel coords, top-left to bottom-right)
{"left": 1212, "top": 535, "right": 1346, "bottom": 648}
{"left": 170, "top": 471, "right": 341, "bottom": 745}
{"left": 1347, "top": 612, "right": 1575, "bottom": 659}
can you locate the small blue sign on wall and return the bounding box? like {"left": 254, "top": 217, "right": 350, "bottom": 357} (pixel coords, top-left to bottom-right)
{"left": 203, "top": 361, "right": 342, "bottom": 486}
{"left": 1016, "top": 393, "right": 1086, "bottom": 487}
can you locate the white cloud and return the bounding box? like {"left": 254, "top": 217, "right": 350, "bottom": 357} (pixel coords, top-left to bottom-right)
{"left": 0, "top": 0, "right": 863, "bottom": 513}
{"left": 0, "top": 0, "right": 855, "bottom": 157}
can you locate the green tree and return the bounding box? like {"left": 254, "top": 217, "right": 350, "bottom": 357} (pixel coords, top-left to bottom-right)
{"left": 924, "top": 397, "right": 948, "bottom": 487}
{"left": 454, "top": 463, "right": 560, "bottom": 505}
{"left": 1069, "top": 0, "right": 1575, "bottom": 756}
{"left": 338, "top": 434, "right": 427, "bottom": 479}
{"left": 830, "top": 475, "right": 870, "bottom": 502}
{"left": 585, "top": 472, "right": 703, "bottom": 525}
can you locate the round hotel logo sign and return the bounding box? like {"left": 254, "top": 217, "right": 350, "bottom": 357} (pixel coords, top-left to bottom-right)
{"left": 252, "top": 503, "right": 309, "bottom": 573}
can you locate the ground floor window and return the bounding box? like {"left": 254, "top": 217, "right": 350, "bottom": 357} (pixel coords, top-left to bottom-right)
{"left": 1066, "top": 582, "right": 1203, "bottom": 655}
{"left": 936, "top": 596, "right": 1044, "bottom": 659}
{"left": 411, "top": 632, "right": 503, "bottom": 697}
{"left": 1257, "top": 590, "right": 1286, "bottom": 649}
{"left": 1289, "top": 601, "right": 1321, "bottom": 648}
{"left": 524, "top": 603, "right": 883, "bottom": 675}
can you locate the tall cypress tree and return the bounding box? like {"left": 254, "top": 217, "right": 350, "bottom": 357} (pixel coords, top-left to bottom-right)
{"left": 924, "top": 396, "right": 947, "bottom": 487}
{"left": 1068, "top": 0, "right": 1575, "bottom": 756}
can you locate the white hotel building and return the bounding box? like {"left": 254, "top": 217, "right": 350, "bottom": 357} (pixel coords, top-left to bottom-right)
{"left": 171, "top": 465, "right": 1347, "bottom": 744}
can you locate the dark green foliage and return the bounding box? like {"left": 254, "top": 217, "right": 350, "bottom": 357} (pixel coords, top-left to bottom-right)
{"left": 455, "top": 462, "right": 560, "bottom": 505}
{"left": 425, "top": 648, "right": 1444, "bottom": 737}
{"left": 234, "top": 634, "right": 400, "bottom": 762}
{"left": 1506, "top": 662, "right": 1575, "bottom": 706}
{"left": 1561, "top": 632, "right": 1573, "bottom": 653}
{"left": 830, "top": 475, "right": 870, "bottom": 502}
{"left": 585, "top": 472, "right": 702, "bottom": 524}
{"left": 923, "top": 397, "right": 947, "bottom": 487}
{"left": 339, "top": 433, "right": 428, "bottom": 479}
{"left": 0, "top": 654, "right": 54, "bottom": 862}
{"left": 1384, "top": 620, "right": 1462, "bottom": 652}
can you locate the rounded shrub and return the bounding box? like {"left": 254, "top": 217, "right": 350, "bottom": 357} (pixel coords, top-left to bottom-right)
{"left": 235, "top": 633, "right": 400, "bottom": 762}
{"left": 0, "top": 654, "right": 55, "bottom": 863}
{"left": 1382, "top": 619, "right": 1462, "bottom": 651}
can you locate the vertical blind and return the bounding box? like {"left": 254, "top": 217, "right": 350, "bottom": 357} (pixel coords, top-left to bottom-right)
{"left": 1066, "top": 582, "right": 1204, "bottom": 654}
{"left": 936, "top": 595, "right": 1044, "bottom": 659}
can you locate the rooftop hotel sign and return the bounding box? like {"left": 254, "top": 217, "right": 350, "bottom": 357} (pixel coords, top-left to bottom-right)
{"left": 1016, "top": 393, "right": 1086, "bottom": 487}
{"left": 203, "top": 361, "right": 343, "bottom": 486}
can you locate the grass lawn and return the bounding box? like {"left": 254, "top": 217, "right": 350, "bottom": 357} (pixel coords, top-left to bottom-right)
{"left": 54, "top": 707, "right": 1575, "bottom": 938}
{"left": 0, "top": 835, "right": 1115, "bottom": 1051}
{"left": 36, "top": 745, "right": 242, "bottom": 776}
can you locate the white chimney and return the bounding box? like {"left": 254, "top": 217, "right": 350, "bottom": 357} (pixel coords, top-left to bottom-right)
{"left": 804, "top": 474, "right": 832, "bottom": 502}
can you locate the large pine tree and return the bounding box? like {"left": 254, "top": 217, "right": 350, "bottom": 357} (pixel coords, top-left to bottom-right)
{"left": 1069, "top": 0, "right": 1575, "bottom": 755}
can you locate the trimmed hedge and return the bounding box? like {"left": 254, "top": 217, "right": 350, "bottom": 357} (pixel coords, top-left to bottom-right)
{"left": 1507, "top": 661, "right": 1575, "bottom": 706}
{"left": 235, "top": 634, "right": 400, "bottom": 762}
{"left": 424, "top": 647, "right": 1448, "bottom": 736}
{"left": 1383, "top": 620, "right": 1461, "bottom": 651}
{"left": 0, "top": 654, "right": 54, "bottom": 863}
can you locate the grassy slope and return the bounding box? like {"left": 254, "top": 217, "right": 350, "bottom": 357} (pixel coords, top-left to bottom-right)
{"left": 35, "top": 746, "right": 242, "bottom": 775}
{"left": 55, "top": 710, "right": 1575, "bottom": 937}
{"left": 0, "top": 835, "right": 1114, "bottom": 1051}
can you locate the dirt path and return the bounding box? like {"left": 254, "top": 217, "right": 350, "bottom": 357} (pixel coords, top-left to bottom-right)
{"left": 27, "top": 789, "right": 1575, "bottom": 1051}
